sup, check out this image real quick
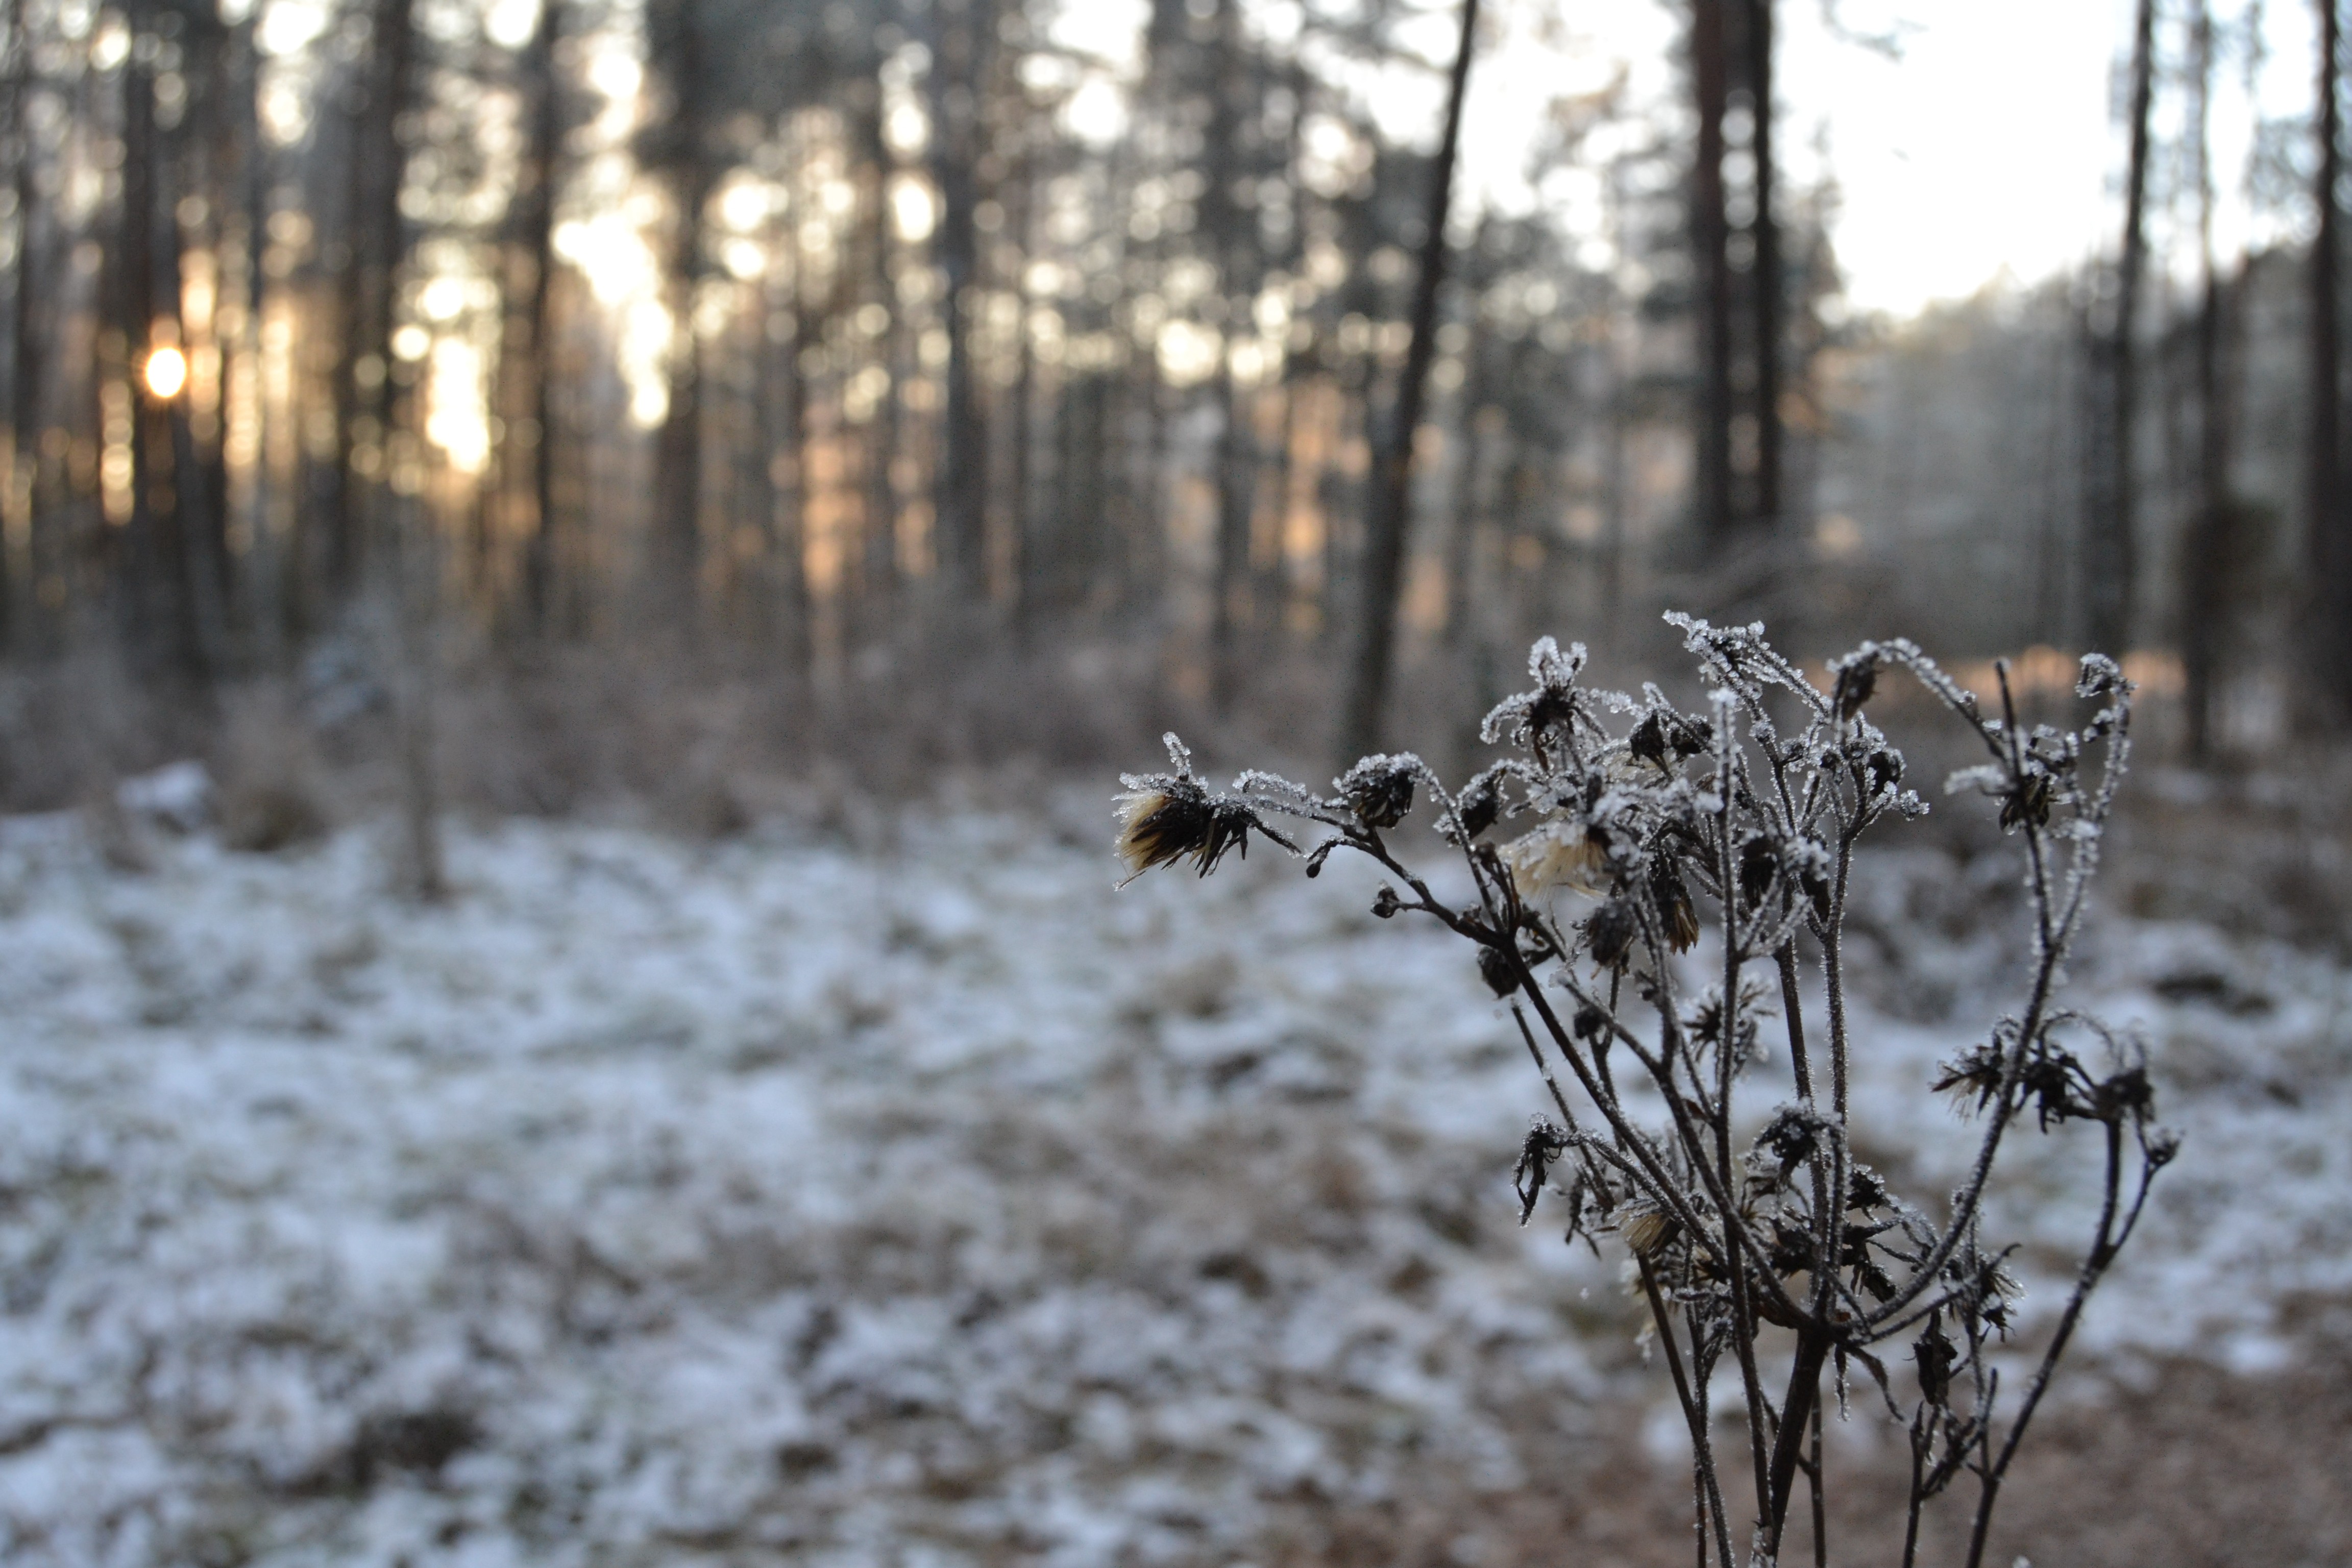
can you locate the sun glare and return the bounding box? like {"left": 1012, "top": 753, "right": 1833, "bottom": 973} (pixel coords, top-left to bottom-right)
{"left": 143, "top": 347, "right": 188, "bottom": 400}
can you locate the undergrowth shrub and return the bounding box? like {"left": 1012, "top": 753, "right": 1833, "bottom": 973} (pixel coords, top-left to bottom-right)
{"left": 1114, "top": 615, "right": 2175, "bottom": 1568}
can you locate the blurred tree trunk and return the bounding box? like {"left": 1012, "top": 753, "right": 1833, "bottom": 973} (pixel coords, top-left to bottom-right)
{"left": 333, "top": 0, "right": 416, "bottom": 609}
{"left": 2086, "top": 0, "right": 2155, "bottom": 658}
{"left": 115, "top": 10, "right": 222, "bottom": 680}
{"left": 1743, "top": 0, "right": 1780, "bottom": 528}
{"left": 769, "top": 260, "right": 813, "bottom": 693}
{"left": 645, "top": 0, "right": 714, "bottom": 627}
{"left": 514, "top": 0, "right": 566, "bottom": 636}
{"left": 1336, "top": 0, "right": 1478, "bottom": 766}
{"left": 1, "top": 0, "right": 35, "bottom": 654}
{"left": 2184, "top": 3, "right": 2230, "bottom": 758}
{"left": 1440, "top": 308, "right": 1488, "bottom": 652}
{"left": 1206, "top": 0, "right": 1255, "bottom": 709}
{"left": 2313, "top": 0, "right": 2351, "bottom": 708}
{"left": 853, "top": 78, "right": 898, "bottom": 640}
{"left": 1691, "top": 0, "right": 1732, "bottom": 542}
{"left": 929, "top": 0, "right": 995, "bottom": 606}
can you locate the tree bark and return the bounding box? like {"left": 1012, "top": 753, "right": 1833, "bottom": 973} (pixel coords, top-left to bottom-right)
{"left": 1692, "top": 0, "right": 1733, "bottom": 542}
{"left": 1335, "top": 0, "right": 1479, "bottom": 766}
{"left": 2312, "top": 0, "right": 2351, "bottom": 708}
{"left": 929, "top": 0, "right": 995, "bottom": 606}
{"left": 515, "top": 0, "right": 565, "bottom": 635}
{"left": 645, "top": 0, "right": 714, "bottom": 627}
{"left": 2184, "top": 3, "right": 2231, "bottom": 758}
{"left": 2088, "top": 0, "right": 2155, "bottom": 658}
{"left": 1744, "top": 0, "right": 1781, "bottom": 528}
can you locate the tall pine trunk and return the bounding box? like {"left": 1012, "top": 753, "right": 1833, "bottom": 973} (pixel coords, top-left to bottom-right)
{"left": 2313, "top": 0, "right": 2350, "bottom": 707}
{"left": 1335, "top": 0, "right": 1478, "bottom": 765}
{"left": 1744, "top": 0, "right": 1781, "bottom": 527}
{"left": 2088, "top": 0, "right": 2156, "bottom": 658}
{"left": 1691, "top": 0, "right": 1733, "bottom": 541}
{"left": 929, "top": 0, "right": 994, "bottom": 607}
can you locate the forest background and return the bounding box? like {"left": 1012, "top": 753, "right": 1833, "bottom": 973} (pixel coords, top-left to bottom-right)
{"left": 2, "top": 0, "right": 2349, "bottom": 816}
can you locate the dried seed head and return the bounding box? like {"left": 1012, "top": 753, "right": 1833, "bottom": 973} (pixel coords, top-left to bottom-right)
{"left": 1999, "top": 772, "right": 2053, "bottom": 832}
{"left": 1477, "top": 944, "right": 1519, "bottom": 997}
{"left": 1651, "top": 862, "right": 1700, "bottom": 952}
{"left": 1113, "top": 779, "right": 1255, "bottom": 885}
{"left": 1738, "top": 836, "right": 1778, "bottom": 906}
{"left": 1338, "top": 756, "right": 1416, "bottom": 829}
{"left": 1454, "top": 776, "right": 1500, "bottom": 842}
{"left": 1619, "top": 1203, "right": 1679, "bottom": 1260}
{"left": 1832, "top": 650, "right": 1880, "bottom": 719}
{"left": 1586, "top": 899, "right": 1638, "bottom": 969}
{"left": 1502, "top": 819, "right": 1609, "bottom": 897}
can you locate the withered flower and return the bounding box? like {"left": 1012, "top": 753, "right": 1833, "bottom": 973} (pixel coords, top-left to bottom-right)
{"left": 1619, "top": 1203, "right": 1679, "bottom": 1260}
{"left": 1585, "top": 899, "right": 1638, "bottom": 969}
{"left": 1738, "top": 836, "right": 1779, "bottom": 907}
{"left": 1453, "top": 776, "right": 1501, "bottom": 842}
{"left": 1502, "top": 819, "right": 1609, "bottom": 897}
{"left": 1514, "top": 1119, "right": 1572, "bottom": 1224}
{"left": 1114, "top": 778, "right": 1255, "bottom": 886}
{"left": 1999, "top": 772, "right": 2052, "bottom": 832}
{"left": 1832, "top": 650, "right": 1880, "bottom": 719}
{"left": 1478, "top": 943, "right": 1520, "bottom": 997}
{"left": 1651, "top": 862, "right": 1700, "bottom": 951}
{"left": 1336, "top": 755, "right": 1416, "bottom": 829}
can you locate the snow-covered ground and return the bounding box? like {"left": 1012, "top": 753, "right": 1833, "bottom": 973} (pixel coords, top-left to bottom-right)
{"left": 0, "top": 798, "right": 2345, "bottom": 1566}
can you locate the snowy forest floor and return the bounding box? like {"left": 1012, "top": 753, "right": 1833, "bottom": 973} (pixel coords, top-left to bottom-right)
{"left": 1, "top": 784, "right": 2348, "bottom": 1567}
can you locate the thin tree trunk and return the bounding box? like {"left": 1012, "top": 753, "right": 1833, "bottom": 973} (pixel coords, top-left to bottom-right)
{"left": 2090, "top": 0, "right": 2156, "bottom": 658}
{"left": 516, "top": 0, "right": 565, "bottom": 634}
{"left": 645, "top": 0, "right": 714, "bottom": 628}
{"left": 1336, "top": 0, "right": 1479, "bottom": 765}
{"left": 2312, "top": 0, "right": 2350, "bottom": 707}
{"left": 1744, "top": 0, "right": 1781, "bottom": 527}
{"left": 1692, "top": 0, "right": 1733, "bottom": 542}
{"left": 930, "top": 0, "right": 995, "bottom": 606}
{"left": 2, "top": 0, "right": 36, "bottom": 654}
{"left": 2185, "top": 3, "right": 2230, "bottom": 758}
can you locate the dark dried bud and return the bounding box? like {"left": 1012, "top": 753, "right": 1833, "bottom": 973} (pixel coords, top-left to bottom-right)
{"left": 1651, "top": 863, "right": 1700, "bottom": 952}
{"left": 1800, "top": 867, "right": 1833, "bottom": 925}
{"left": 2093, "top": 1064, "right": 2154, "bottom": 1123}
{"left": 1514, "top": 1119, "right": 1573, "bottom": 1225}
{"left": 1572, "top": 1003, "right": 1606, "bottom": 1041}
{"left": 1755, "top": 1104, "right": 1824, "bottom": 1178}
{"left": 1867, "top": 748, "right": 1904, "bottom": 796}
{"left": 1631, "top": 709, "right": 1712, "bottom": 767}
{"left": 1914, "top": 1314, "right": 1957, "bottom": 1406}
{"left": 1846, "top": 1165, "right": 1888, "bottom": 1211}
{"left": 1455, "top": 778, "right": 1500, "bottom": 842}
{"left": 1587, "top": 899, "right": 1638, "bottom": 969}
{"left": 1833, "top": 652, "right": 1879, "bottom": 719}
{"left": 1628, "top": 711, "right": 1669, "bottom": 766}
{"left": 1371, "top": 884, "right": 1404, "bottom": 919}
{"left": 1345, "top": 764, "right": 1415, "bottom": 830}
{"left": 1999, "top": 772, "right": 2052, "bottom": 832}
{"left": 1738, "top": 836, "right": 1778, "bottom": 906}
{"left": 1932, "top": 1041, "right": 2005, "bottom": 1114}
{"left": 1478, "top": 944, "right": 1519, "bottom": 997}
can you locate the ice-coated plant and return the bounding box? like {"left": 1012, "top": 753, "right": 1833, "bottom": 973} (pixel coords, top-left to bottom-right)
{"left": 1115, "top": 617, "right": 2175, "bottom": 1568}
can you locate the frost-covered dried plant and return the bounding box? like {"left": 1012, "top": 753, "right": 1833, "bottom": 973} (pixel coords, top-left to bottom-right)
{"left": 1115, "top": 617, "right": 2175, "bottom": 1568}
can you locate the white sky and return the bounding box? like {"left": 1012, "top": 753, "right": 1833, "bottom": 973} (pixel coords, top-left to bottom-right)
{"left": 1268, "top": 0, "right": 2328, "bottom": 321}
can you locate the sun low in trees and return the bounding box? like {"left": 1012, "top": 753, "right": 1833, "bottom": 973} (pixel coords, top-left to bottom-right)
{"left": 1116, "top": 616, "right": 2172, "bottom": 1568}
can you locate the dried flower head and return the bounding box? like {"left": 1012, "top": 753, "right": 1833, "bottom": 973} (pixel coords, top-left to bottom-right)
{"left": 1501, "top": 818, "right": 1609, "bottom": 897}
{"left": 1113, "top": 736, "right": 1270, "bottom": 887}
